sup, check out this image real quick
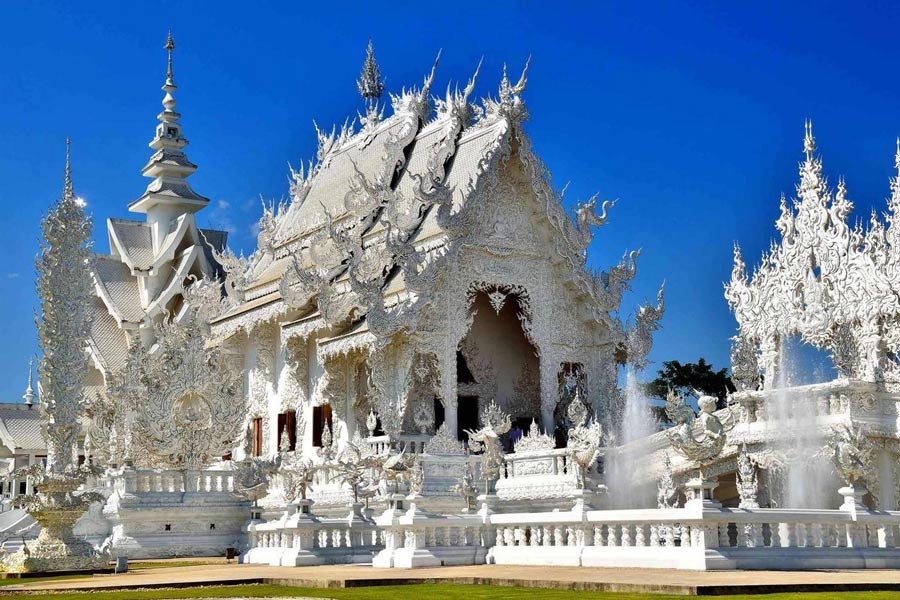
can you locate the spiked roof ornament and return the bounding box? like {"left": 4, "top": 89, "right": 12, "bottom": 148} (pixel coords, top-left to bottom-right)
{"left": 23, "top": 357, "right": 35, "bottom": 406}
{"left": 165, "top": 30, "right": 175, "bottom": 84}
{"left": 357, "top": 39, "right": 384, "bottom": 106}
{"left": 895, "top": 137, "right": 900, "bottom": 174}
{"left": 804, "top": 119, "right": 816, "bottom": 160}
{"left": 63, "top": 137, "right": 73, "bottom": 200}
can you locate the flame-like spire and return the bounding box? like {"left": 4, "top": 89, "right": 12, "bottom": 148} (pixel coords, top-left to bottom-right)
{"left": 357, "top": 39, "right": 385, "bottom": 107}
{"left": 804, "top": 119, "right": 816, "bottom": 160}
{"left": 63, "top": 137, "right": 73, "bottom": 200}
{"left": 894, "top": 137, "right": 900, "bottom": 175}
{"left": 23, "top": 357, "right": 35, "bottom": 406}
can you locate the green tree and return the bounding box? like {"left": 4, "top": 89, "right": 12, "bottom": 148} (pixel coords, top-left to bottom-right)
{"left": 646, "top": 359, "right": 735, "bottom": 416}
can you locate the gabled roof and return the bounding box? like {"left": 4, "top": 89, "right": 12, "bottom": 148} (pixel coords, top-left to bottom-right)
{"left": 0, "top": 405, "right": 43, "bottom": 454}
{"left": 108, "top": 219, "right": 154, "bottom": 270}
{"left": 274, "top": 117, "right": 410, "bottom": 244}
{"left": 87, "top": 299, "right": 129, "bottom": 373}
{"left": 93, "top": 255, "right": 145, "bottom": 324}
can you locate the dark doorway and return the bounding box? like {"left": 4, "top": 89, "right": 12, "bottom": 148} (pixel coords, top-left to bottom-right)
{"left": 457, "top": 395, "right": 479, "bottom": 441}
{"left": 434, "top": 397, "right": 445, "bottom": 430}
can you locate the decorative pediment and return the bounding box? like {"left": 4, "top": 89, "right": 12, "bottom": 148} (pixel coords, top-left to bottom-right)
{"left": 108, "top": 310, "right": 244, "bottom": 470}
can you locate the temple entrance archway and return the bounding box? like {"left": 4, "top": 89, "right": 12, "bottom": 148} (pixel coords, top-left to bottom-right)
{"left": 456, "top": 290, "right": 540, "bottom": 444}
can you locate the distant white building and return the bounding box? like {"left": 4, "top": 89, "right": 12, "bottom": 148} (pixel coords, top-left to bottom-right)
{"left": 0, "top": 363, "right": 45, "bottom": 508}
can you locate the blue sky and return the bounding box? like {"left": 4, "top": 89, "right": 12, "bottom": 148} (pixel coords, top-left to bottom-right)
{"left": 1, "top": 1, "right": 898, "bottom": 401}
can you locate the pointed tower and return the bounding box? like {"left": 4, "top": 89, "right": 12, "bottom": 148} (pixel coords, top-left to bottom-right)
{"left": 88, "top": 32, "right": 227, "bottom": 367}
{"left": 129, "top": 32, "right": 209, "bottom": 247}
{"left": 22, "top": 358, "right": 35, "bottom": 407}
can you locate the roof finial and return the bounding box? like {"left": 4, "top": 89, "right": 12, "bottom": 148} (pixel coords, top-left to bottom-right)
{"left": 804, "top": 119, "right": 816, "bottom": 160}
{"left": 894, "top": 137, "right": 900, "bottom": 175}
{"left": 63, "top": 137, "right": 73, "bottom": 200}
{"left": 128, "top": 31, "right": 209, "bottom": 215}
{"left": 165, "top": 30, "right": 175, "bottom": 85}
{"left": 357, "top": 39, "right": 384, "bottom": 108}
{"left": 23, "top": 357, "right": 35, "bottom": 407}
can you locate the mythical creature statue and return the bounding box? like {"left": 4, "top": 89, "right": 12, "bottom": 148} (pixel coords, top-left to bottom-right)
{"left": 407, "top": 457, "right": 425, "bottom": 497}
{"left": 657, "top": 453, "right": 678, "bottom": 509}
{"left": 280, "top": 454, "right": 318, "bottom": 504}
{"left": 232, "top": 455, "right": 281, "bottom": 506}
{"left": 379, "top": 447, "right": 415, "bottom": 496}
{"left": 574, "top": 195, "right": 616, "bottom": 254}
{"left": 565, "top": 391, "right": 603, "bottom": 488}
{"left": 452, "top": 460, "right": 478, "bottom": 512}
{"left": 624, "top": 284, "right": 665, "bottom": 372}
{"left": 665, "top": 390, "right": 734, "bottom": 465}
{"left": 465, "top": 400, "right": 511, "bottom": 495}
{"left": 205, "top": 242, "right": 248, "bottom": 307}
{"left": 825, "top": 423, "right": 875, "bottom": 489}
{"left": 736, "top": 445, "right": 759, "bottom": 508}
{"left": 330, "top": 432, "right": 385, "bottom": 505}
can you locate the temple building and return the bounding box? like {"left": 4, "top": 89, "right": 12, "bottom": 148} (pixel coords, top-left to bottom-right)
{"left": 205, "top": 48, "right": 662, "bottom": 465}
{"left": 13, "top": 36, "right": 900, "bottom": 573}
{"left": 0, "top": 363, "right": 44, "bottom": 508}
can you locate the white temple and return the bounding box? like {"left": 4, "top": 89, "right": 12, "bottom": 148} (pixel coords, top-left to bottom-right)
{"left": 11, "top": 37, "right": 900, "bottom": 573}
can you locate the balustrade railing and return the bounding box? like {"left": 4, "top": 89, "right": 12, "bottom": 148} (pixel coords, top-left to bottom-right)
{"left": 104, "top": 468, "right": 235, "bottom": 495}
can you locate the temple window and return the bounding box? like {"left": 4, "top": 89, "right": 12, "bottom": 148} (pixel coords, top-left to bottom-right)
{"left": 251, "top": 417, "right": 263, "bottom": 456}
{"left": 312, "top": 405, "right": 332, "bottom": 447}
{"left": 277, "top": 410, "right": 297, "bottom": 451}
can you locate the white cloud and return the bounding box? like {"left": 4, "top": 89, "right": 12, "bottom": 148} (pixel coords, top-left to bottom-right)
{"left": 6, "top": 273, "right": 19, "bottom": 279}
{"left": 209, "top": 198, "right": 237, "bottom": 236}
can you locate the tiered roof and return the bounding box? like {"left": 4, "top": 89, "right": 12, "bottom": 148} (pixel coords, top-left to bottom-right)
{"left": 88, "top": 34, "right": 225, "bottom": 375}
{"left": 209, "top": 49, "right": 657, "bottom": 364}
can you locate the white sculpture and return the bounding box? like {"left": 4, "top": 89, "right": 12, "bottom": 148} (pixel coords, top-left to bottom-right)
{"left": 565, "top": 392, "right": 603, "bottom": 489}
{"left": 736, "top": 445, "right": 759, "bottom": 509}
{"left": 109, "top": 310, "right": 244, "bottom": 470}
{"left": 727, "top": 123, "right": 900, "bottom": 386}
{"left": 665, "top": 390, "right": 734, "bottom": 465}
{"left": 465, "top": 400, "right": 511, "bottom": 495}
{"left": 8, "top": 141, "right": 109, "bottom": 572}
{"left": 825, "top": 423, "right": 875, "bottom": 497}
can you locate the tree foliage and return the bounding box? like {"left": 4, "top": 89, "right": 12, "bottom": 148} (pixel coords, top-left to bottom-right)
{"left": 646, "top": 358, "right": 735, "bottom": 412}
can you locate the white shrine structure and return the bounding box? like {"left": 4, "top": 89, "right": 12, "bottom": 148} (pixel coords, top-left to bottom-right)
{"left": 10, "top": 36, "right": 900, "bottom": 572}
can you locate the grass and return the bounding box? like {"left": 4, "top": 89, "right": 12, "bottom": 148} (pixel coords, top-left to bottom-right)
{"left": 7, "top": 584, "right": 900, "bottom": 600}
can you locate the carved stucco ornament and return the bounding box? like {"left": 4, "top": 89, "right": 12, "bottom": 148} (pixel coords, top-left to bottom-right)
{"left": 109, "top": 310, "right": 244, "bottom": 470}
{"left": 727, "top": 124, "right": 900, "bottom": 385}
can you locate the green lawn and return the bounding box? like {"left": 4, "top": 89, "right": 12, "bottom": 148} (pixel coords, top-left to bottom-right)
{"left": 6, "top": 584, "right": 900, "bottom": 600}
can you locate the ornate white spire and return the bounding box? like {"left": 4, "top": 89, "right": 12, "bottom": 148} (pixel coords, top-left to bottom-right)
{"left": 63, "top": 137, "right": 73, "bottom": 200}
{"left": 357, "top": 39, "right": 384, "bottom": 108}
{"left": 22, "top": 357, "right": 35, "bottom": 406}
{"left": 895, "top": 137, "right": 900, "bottom": 175}
{"left": 804, "top": 118, "right": 816, "bottom": 160}
{"left": 129, "top": 31, "right": 209, "bottom": 216}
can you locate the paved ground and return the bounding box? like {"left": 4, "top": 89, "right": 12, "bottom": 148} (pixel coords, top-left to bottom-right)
{"left": 9, "top": 563, "right": 900, "bottom": 595}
